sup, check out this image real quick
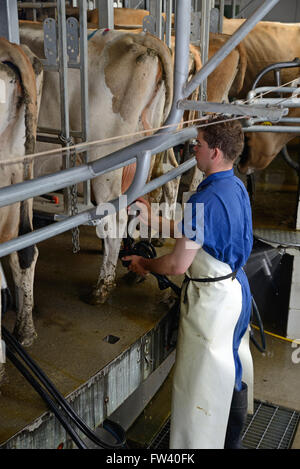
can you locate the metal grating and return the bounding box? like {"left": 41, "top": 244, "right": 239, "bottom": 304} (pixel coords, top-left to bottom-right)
{"left": 242, "top": 400, "right": 300, "bottom": 449}
{"left": 148, "top": 419, "right": 171, "bottom": 450}
{"left": 253, "top": 229, "right": 300, "bottom": 247}
{"left": 148, "top": 400, "right": 300, "bottom": 449}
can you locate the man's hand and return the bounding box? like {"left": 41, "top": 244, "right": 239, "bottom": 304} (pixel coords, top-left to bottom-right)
{"left": 135, "top": 198, "right": 152, "bottom": 226}
{"left": 129, "top": 198, "right": 160, "bottom": 230}
{"left": 122, "top": 255, "right": 150, "bottom": 276}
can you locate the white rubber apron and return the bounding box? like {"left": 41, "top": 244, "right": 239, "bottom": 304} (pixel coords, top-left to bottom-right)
{"left": 169, "top": 248, "right": 253, "bottom": 449}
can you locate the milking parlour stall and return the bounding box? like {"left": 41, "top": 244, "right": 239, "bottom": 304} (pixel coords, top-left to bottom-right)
{"left": 0, "top": 0, "right": 299, "bottom": 455}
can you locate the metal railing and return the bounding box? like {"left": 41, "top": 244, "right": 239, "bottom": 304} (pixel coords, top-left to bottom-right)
{"left": 0, "top": 0, "right": 282, "bottom": 260}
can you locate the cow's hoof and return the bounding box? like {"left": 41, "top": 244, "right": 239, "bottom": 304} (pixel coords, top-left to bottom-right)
{"left": 87, "top": 283, "right": 116, "bottom": 305}
{"left": 151, "top": 238, "right": 165, "bottom": 247}
{"left": 13, "top": 327, "right": 37, "bottom": 348}
{"left": 122, "top": 271, "right": 145, "bottom": 285}
{"left": 0, "top": 364, "right": 8, "bottom": 388}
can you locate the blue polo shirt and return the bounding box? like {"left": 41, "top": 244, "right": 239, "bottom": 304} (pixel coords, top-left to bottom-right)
{"left": 179, "top": 169, "right": 253, "bottom": 390}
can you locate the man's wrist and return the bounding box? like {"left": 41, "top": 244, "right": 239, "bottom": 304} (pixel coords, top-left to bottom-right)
{"left": 140, "top": 257, "right": 150, "bottom": 271}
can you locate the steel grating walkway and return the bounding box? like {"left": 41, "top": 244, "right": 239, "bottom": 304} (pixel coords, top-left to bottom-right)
{"left": 148, "top": 400, "right": 300, "bottom": 449}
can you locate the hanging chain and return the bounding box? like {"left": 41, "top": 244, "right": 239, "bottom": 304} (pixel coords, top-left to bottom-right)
{"left": 70, "top": 147, "right": 80, "bottom": 254}
{"left": 59, "top": 133, "right": 80, "bottom": 254}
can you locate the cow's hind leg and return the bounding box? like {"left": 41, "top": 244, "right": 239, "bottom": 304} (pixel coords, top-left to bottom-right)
{"left": 9, "top": 245, "right": 38, "bottom": 346}
{"left": 9, "top": 244, "right": 38, "bottom": 347}
{"left": 88, "top": 208, "right": 128, "bottom": 304}
{"left": 0, "top": 274, "right": 5, "bottom": 386}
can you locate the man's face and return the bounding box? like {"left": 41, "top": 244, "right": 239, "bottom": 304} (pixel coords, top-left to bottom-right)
{"left": 193, "top": 131, "right": 214, "bottom": 173}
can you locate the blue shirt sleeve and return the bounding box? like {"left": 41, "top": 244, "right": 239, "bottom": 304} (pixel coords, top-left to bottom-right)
{"left": 178, "top": 177, "right": 253, "bottom": 272}
{"left": 179, "top": 190, "right": 236, "bottom": 262}
{"left": 178, "top": 192, "right": 206, "bottom": 246}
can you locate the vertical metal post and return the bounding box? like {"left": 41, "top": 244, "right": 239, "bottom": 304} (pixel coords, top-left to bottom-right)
{"left": 218, "top": 0, "right": 224, "bottom": 32}
{"left": 79, "top": 0, "right": 91, "bottom": 207}
{"left": 0, "top": 0, "right": 19, "bottom": 44}
{"left": 232, "top": 0, "right": 237, "bottom": 18}
{"left": 32, "top": 0, "right": 37, "bottom": 21}
{"left": 163, "top": 0, "right": 191, "bottom": 126}
{"left": 199, "top": 0, "right": 211, "bottom": 102}
{"left": 165, "top": 0, "right": 172, "bottom": 47}
{"left": 149, "top": 0, "right": 163, "bottom": 40}
{"left": 57, "top": 0, "right": 72, "bottom": 215}
{"left": 96, "top": 0, "right": 114, "bottom": 29}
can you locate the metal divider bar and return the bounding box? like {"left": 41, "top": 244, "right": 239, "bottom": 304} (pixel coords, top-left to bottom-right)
{"left": 0, "top": 127, "right": 197, "bottom": 209}
{"left": 0, "top": 149, "right": 150, "bottom": 259}
{"left": 0, "top": 127, "right": 198, "bottom": 258}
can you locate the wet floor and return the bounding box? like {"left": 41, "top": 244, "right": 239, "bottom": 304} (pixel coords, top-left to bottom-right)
{"left": 0, "top": 226, "right": 180, "bottom": 447}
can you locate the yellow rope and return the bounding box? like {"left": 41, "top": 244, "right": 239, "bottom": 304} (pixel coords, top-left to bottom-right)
{"left": 252, "top": 324, "right": 300, "bottom": 345}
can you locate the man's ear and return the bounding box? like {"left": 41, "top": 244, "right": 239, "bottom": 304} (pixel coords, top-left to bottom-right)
{"left": 211, "top": 147, "right": 222, "bottom": 160}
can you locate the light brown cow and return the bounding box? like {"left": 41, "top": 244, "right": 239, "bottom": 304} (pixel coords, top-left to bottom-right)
{"left": 20, "top": 24, "right": 174, "bottom": 304}
{"left": 223, "top": 18, "right": 300, "bottom": 173}
{"left": 0, "top": 37, "right": 43, "bottom": 384}
{"left": 179, "top": 32, "right": 247, "bottom": 193}
{"left": 66, "top": 7, "right": 174, "bottom": 30}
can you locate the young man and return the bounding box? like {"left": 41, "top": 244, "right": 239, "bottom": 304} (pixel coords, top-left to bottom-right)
{"left": 123, "top": 117, "right": 253, "bottom": 449}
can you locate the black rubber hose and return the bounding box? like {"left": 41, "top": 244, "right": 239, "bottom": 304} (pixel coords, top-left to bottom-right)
{"left": 120, "top": 238, "right": 181, "bottom": 297}
{"left": 5, "top": 346, "right": 88, "bottom": 449}
{"left": 1, "top": 287, "right": 13, "bottom": 318}
{"left": 2, "top": 327, "right": 126, "bottom": 449}
{"left": 249, "top": 297, "right": 266, "bottom": 353}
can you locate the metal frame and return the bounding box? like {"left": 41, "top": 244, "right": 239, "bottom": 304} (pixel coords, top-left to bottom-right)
{"left": 0, "top": 0, "right": 282, "bottom": 259}
{"left": 0, "top": 0, "right": 19, "bottom": 44}
{"left": 243, "top": 59, "right": 300, "bottom": 132}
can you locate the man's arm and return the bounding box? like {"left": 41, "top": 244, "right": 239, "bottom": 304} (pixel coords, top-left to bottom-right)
{"left": 122, "top": 236, "right": 200, "bottom": 277}
{"left": 131, "top": 199, "right": 182, "bottom": 239}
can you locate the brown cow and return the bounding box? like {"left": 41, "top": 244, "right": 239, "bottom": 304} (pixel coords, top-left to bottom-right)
{"left": 223, "top": 18, "right": 300, "bottom": 173}
{"left": 179, "top": 33, "right": 247, "bottom": 193}
{"left": 66, "top": 7, "right": 174, "bottom": 30}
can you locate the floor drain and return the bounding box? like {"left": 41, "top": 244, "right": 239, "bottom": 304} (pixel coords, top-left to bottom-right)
{"left": 148, "top": 400, "right": 300, "bottom": 449}
{"left": 103, "top": 334, "right": 120, "bottom": 344}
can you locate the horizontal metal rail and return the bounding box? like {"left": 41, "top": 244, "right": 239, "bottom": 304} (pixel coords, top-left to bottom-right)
{"left": 0, "top": 148, "right": 149, "bottom": 258}
{"left": 248, "top": 87, "right": 300, "bottom": 97}
{"left": 178, "top": 100, "right": 288, "bottom": 121}
{"left": 243, "top": 125, "right": 300, "bottom": 133}
{"left": 17, "top": 2, "right": 66, "bottom": 8}
{"left": 246, "top": 98, "right": 300, "bottom": 108}
{"left": 247, "top": 117, "right": 300, "bottom": 125}
{"left": 0, "top": 129, "right": 198, "bottom": 258}
{"left": 0, "top": 127, "right": 197, "bottom": 209}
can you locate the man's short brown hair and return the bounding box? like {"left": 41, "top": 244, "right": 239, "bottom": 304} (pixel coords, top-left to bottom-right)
{"left": 200, "top": 116, "right": 244, "bottom": 162}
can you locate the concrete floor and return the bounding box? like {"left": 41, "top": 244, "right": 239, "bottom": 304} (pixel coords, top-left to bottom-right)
{"left": 251, "top": 330, "right": 300, "bottom": 449}
{"left": 0, "top": 220, "right": 299, "bottom": 448}
{"left": 0, "top": 226, "right": 179, "bottom": 447}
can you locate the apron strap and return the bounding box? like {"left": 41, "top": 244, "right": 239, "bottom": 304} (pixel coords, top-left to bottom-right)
{"left": 183, "top": 271, "right": 237, "bottom": 304}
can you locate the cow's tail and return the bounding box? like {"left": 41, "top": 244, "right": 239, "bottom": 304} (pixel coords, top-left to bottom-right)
{"left": 229, "top": 40, "right": 248, "bottom": 98}
{"left": 0, "top": 37, "right": 40, "bottom": 155}
{"left": 142, "top": 33, "right": 174, "bottom": 121}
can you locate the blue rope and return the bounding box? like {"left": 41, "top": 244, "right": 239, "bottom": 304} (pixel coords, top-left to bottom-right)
{"left": 88, "top": 29, "right": 99, "bottom": 41}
